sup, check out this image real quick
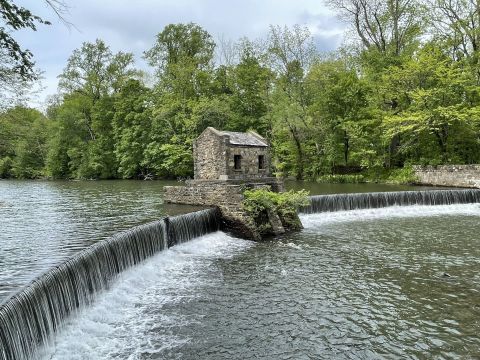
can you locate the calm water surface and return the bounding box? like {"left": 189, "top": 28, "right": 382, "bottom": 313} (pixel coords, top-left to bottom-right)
{"left": 0, "top": 180, "right": 186, "bottom": 301}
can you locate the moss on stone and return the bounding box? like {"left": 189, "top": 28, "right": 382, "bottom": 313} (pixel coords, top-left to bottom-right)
{"left": 242, "top": 188, "right": 310, "bottom": 236}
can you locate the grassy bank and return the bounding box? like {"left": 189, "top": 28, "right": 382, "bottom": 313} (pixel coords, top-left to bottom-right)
{"left": 315, "top": 167, "right": 418, "bottom": 185}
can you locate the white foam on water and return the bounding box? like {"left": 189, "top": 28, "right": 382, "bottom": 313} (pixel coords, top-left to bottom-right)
{"left": 300, "top": 203, "right": 480, "bottom": 228}
{"left": 36, "top": 231, "right": 253, "bottom": 360}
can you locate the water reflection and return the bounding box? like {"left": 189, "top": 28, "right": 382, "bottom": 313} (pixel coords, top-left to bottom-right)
{"left": 0, "top": 180, "right": 185, "bottom": 301}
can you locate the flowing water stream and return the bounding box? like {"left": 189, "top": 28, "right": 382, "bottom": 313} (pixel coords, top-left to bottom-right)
{"left": 36, "top": 204, "right": 480, "bottom": 359}
{"left": 1, "top": 181, "right": 479, "bottom": 359}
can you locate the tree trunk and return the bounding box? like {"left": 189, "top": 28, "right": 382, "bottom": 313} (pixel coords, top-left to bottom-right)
{"left": 343, "top": 130, "right": 349, "bottom": 165}
{"left": 287, "top": 121, "right": 304, "bottom": 180}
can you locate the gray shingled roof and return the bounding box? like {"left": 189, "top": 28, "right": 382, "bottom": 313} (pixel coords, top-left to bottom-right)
{"left": 220, "top": 131, "right": 268, "bottom": 147}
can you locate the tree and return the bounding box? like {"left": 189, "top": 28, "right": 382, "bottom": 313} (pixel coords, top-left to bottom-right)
{"left": 229, "top": 44, "right": 273, "bottom": 132}
{"left": 326, "top": 0, "right": 425, "bottom": 57}
{"left": 45, "top": 93, "right": 92, "bottom": 178}
{"left": 144, "top": 23, "right": 215, "bottom": 100}
{"left": 307, "top": 59, "right": 377, "bottom": 171}
{"left": 267, "top": 25, "right": 317, "bottom": 179}
{"left": 112, "top": 79, "right": 153, "bottom": 179}
{"left": 0, "top": 0, "right": 68, "bottom": 81}
{"left": 45, "top": 39, "right": 139, "bottom": 179}
{"left": 0, "top": 1, "right": 68, "bottom": 108}
{"left": 58, "top": 39, "right": 137, "bottom": 101}
{"left": 381, "top": 43, "right": 480, "bottom": 164}
{"left": 429, "top": 0, "right": 480, "bottom": 58}
{"left": 0, "top": 106, "right": 48, "bottom": 178}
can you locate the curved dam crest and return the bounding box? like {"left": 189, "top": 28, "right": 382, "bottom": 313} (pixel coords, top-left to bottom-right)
{"left": 1, "top": 188, "right": 480, "bottom": 359}
{"left": 0, "top": 208, "right": 219, "bottom": 360}
{"left": 302, "top": 188, "right": 480, "bottom": 213}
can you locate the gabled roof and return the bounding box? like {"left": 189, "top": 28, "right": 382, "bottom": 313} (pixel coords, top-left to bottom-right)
{"left": 204, "top": 127, "right": 268, "bottom": 147}
{"left": 220, "top": 131, "right": 268, "bottom": 147}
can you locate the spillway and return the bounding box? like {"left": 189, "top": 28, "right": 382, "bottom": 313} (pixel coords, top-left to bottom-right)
{"left": 0, "top": 208, "right": 219, "bottom": 360}
{"left": 302, "top": 189, "right": 480, "bottom": 214}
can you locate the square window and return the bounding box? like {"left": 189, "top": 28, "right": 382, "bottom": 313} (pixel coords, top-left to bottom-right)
{"left": 234, "top": 155, "right": 242, "bottom": 170}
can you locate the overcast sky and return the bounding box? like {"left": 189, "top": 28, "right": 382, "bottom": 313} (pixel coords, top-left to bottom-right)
{"left": 15, "top": 0, "right": 346, "bottom": 107}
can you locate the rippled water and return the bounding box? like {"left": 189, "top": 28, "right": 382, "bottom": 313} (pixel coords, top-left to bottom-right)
{"left": 36, "top": 204, "right": 480, "bottom": 359}
{"left": 0, "top": 180, "right": 185, "bottom": 301}
{"left": 2, "top": 181, "right": 478, "bottom": 359}
{"left": 0, "top": 180, "right": 433, "bottom": 303}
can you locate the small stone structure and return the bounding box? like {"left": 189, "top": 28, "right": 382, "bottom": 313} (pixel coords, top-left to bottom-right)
{"left": 165, "top": 127, "right": 288, "bottom": 240}
{"left": 194, "top": 127, "right": 271, "bottom": 180}
{"left": 413, "top": 165, "right": 480, "bottom": 188}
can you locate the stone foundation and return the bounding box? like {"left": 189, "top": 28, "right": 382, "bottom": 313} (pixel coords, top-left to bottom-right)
{"left": 413, "top": 165, "right": 480, "bottom": 188}
{"left": 164, "top": 178, "right": 288, "bottom": 241}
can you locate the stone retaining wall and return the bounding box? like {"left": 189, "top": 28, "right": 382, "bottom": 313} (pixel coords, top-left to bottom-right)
{"left": 164, "top": 179, "right": 286, "bottom": 241}
{"left": 413, "top": 165, "right": 480, "bottom": 188}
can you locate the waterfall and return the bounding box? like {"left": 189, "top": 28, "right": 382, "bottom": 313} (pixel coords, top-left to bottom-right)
{"left": 302, "top": 189, "right": 480, "bottom": 214}
{"left": 0, "top": 208, "right": 219, "bottom": 360}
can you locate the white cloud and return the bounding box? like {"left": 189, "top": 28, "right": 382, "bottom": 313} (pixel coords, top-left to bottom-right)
{"left": 13, "top": 0, "right": 346, "bottom": 107}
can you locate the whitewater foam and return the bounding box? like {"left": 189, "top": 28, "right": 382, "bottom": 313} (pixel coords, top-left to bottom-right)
{"left": 37, "top": 232, "right": 252, "bottom": 360}
{"left": 300, "top": 203, "right": 480, "bottom": 228}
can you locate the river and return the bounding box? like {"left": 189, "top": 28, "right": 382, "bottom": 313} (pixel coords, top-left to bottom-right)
{"left": 1, "top": 180, "right": 478, "bottom": 358}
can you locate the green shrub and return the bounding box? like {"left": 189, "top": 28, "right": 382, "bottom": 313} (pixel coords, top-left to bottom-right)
{"left": 316, "top": 174, "right": 366, "bottom": 183}
{"left": 0, "top": 157, "right": 13, "bottom": 178}
{"left": 243, "top": 188, "right": 310, "bottom": 234}
{"left": 384, "top": 166, "right": 418, "bottom": 184}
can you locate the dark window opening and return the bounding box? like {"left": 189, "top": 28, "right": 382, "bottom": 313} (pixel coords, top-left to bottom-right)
{"left": 258, "top": 155, "right": 265, "bottom": 170}
{"left": 234, "top": 155, "right": 242, "bottom": 170}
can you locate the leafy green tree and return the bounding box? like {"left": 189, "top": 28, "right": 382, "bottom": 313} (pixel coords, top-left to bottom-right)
{"left": 12, "top": 116, "right": 49, "bottom": 178}
{"left": 45, "top": 94, "right": 91, "bottom": 178}
{"left": 46, "top": 39, "right": 138, "bottom": 179}
{"left": 307, "top": 59, "right": 377, "bottom": 171}
{"left": 229, "top": 46, "right": 272, "bottom": 133}
{"left": 0, "top": 0, "right": 67, "bottom": 81}
{"left": 381, "top": 43, "right": 480, "bottom": 164}
{"left": 112, "top": 79, "right": 153, "bottom": 179}
{"left": 0, "top": 106, "right": 48, "bottom": 178}
{"left": 144, "top": 23, "right": 215, "bottom": 100}
{"left": 144, "top": 97, "right": 194, "bottom": 178}
{"left": 59, "top": 39, "right": 137, "bottom": 101}
{"left": 267, "top": 25, "right": 317, "bottom": 179}
{"left": 0, "top": 1, "right": 68, "bottom": 108}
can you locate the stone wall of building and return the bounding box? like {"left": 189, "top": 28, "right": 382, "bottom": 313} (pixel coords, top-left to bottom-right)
{"left": 413, "top": 165, "right": 480, "bottom": 188}
{"left": 226, "top": 146, "right": 270, "bottom": 180}
{"left": 193, "top": 128, "right": 227, "bottom": 180}
{"left": 193, "top": 127, "right": 271, "bottom": 181}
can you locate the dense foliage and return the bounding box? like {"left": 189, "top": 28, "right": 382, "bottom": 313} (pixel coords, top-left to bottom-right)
{"left": 243, "top": 188, "right": 310, "bottom": 234}
{"left": 3, "top": 1, "right": 480, "bottom": 180}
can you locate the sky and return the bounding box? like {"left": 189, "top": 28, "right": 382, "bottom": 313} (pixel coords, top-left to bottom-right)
{"left": 15, "top": 0, "right": 346, "bottom": 108}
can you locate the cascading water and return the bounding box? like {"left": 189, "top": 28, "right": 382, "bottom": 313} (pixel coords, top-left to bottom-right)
{"left": 301, "top": 189, "right": 480, "bottom": 214}
{"left": 0, "top": 208, "right": 219, "bottom": 360}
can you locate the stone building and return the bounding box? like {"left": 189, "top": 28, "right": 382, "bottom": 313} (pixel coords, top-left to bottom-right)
{"left": 164, "top": 127, "right": 286, "bottom": 240}
{"left": 194, "top": 127, "right": 271, "bottom": 180}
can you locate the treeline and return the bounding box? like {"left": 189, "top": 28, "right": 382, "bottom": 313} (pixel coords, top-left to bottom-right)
{"left": 2, "top": 0, "right": 480, "bottom": 180}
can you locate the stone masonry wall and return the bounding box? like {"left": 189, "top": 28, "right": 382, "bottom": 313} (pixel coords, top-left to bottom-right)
{"left": 194, "top": 127, "right": 271, "bottom": 181}
{"left": 193, "top": 129, "right": 227, "bottom": 180}
{"left": 164, "top": 182, "right": 260, "bottom": 240}
{"left": 164, "top": 180, "right": 285, "bottom": 240}
{"left": 226, "top": 146, "right": 270, "bottom": 180}
{"left": 413, "top": 165, "right": 480, "bottom": 188}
